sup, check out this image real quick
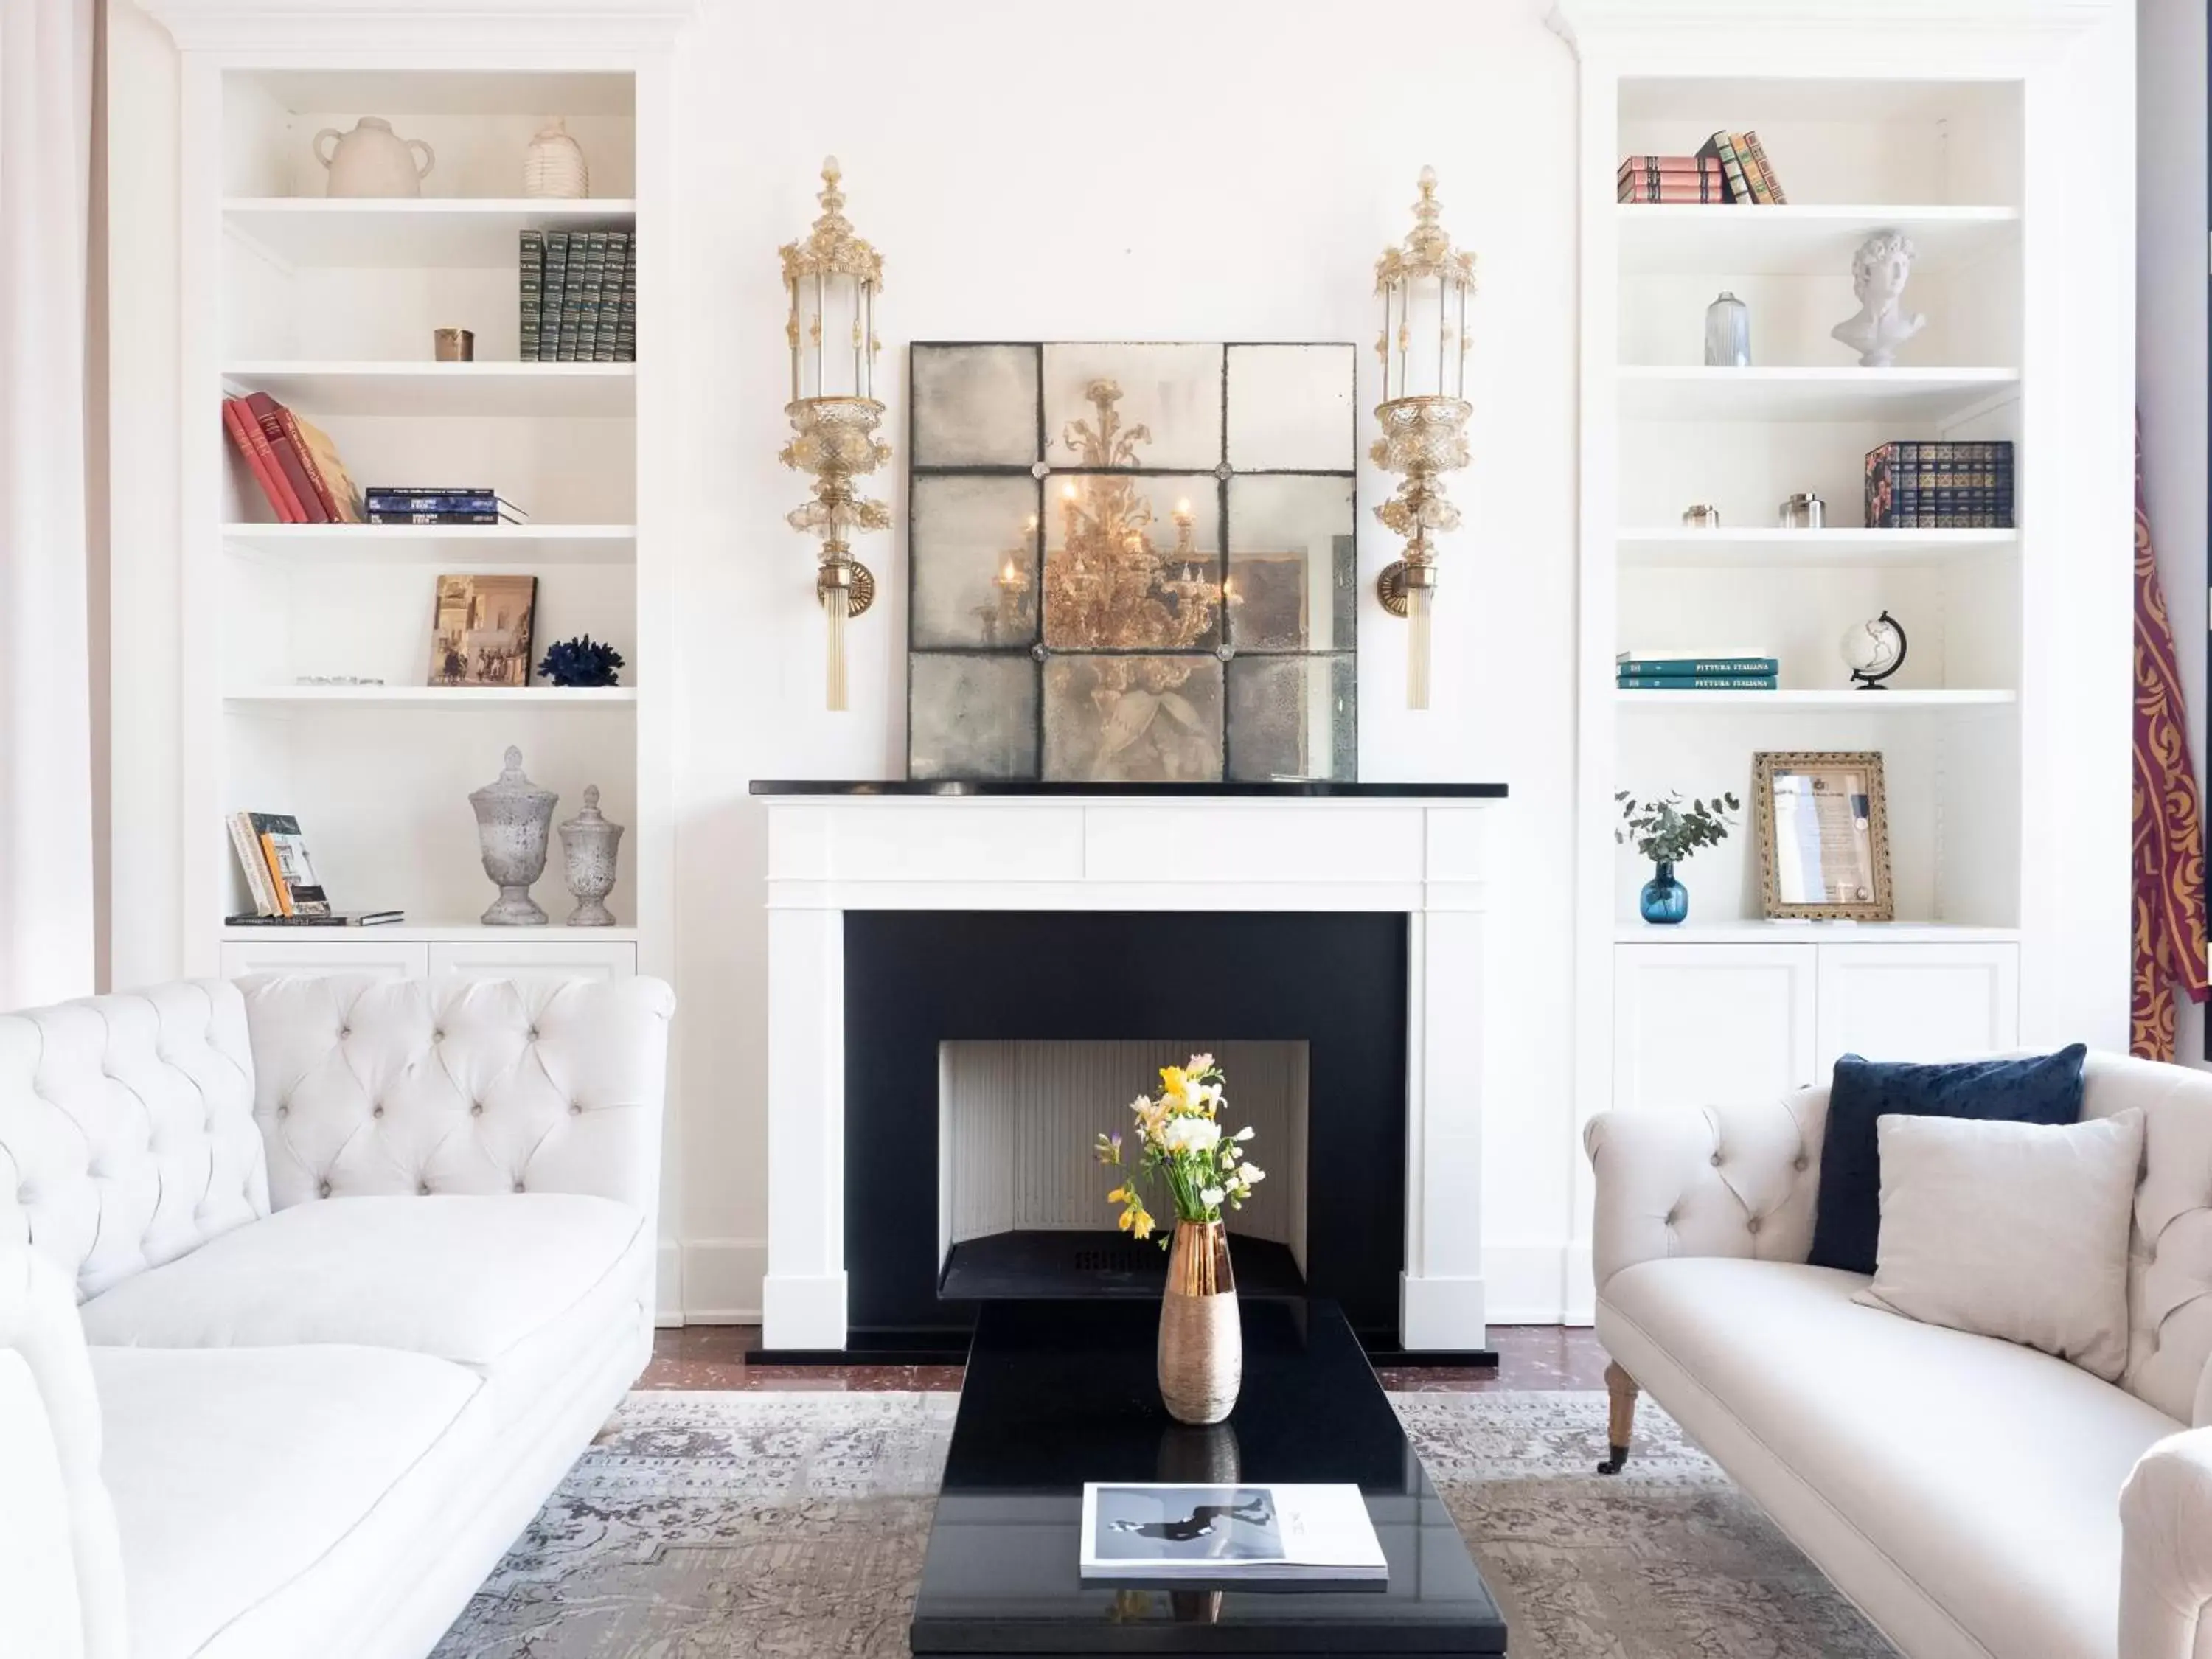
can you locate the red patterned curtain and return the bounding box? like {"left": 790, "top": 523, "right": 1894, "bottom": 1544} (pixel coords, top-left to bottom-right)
{"left": 2132, "top": 421, "right": 2211, "bottom": 1060}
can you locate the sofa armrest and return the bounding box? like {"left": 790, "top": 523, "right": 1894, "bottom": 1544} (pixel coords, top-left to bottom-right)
{"left": 1583, "top": 1088, "right": 1827, "bottom": 1294}
{"left": 2122, "top": 1428, "right": 2212, "bottom": 1659}
{"left": 241, "top": 975, "right": 675, "bottom": 1218}
{"left": 0, "top": 1246, "right": 125, "bottom": 1659}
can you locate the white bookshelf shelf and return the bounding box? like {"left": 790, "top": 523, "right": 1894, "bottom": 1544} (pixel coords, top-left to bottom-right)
{"left": 222, "top": 361, "right": 636, "bottom": 417}
{"left": 1612, "top": 921, "right": 2023, "bottom": 945}
{"left": 1618, "top": 527, "right": 2017, "bottom": 568}
{"left": 222, "top": 198, "right": 638, "bottom": 268}
{"left": 223, "top": 686, "right": 638, "bottom": 708}
{"left": 222, "top": 523, "right": 636, "bottom": 565}
{"left": 1614, "top": 689, "right": 2017, "bottom": 710}
{"left": 1617, "top": 204, "right": 2020, "bottom": 275}
{"left": 1618, "top": 366, "right": 2020, "bottom": 422}
{"left": 220, "top": 923, "right": 639, "bottom": 944}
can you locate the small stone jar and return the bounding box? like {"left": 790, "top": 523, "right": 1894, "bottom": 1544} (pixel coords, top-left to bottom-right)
{"left": 557, "top": 785, "right": 625, "bottom": 927}
{"left": 469, "top": 746, "right": 557, "bottom": 925}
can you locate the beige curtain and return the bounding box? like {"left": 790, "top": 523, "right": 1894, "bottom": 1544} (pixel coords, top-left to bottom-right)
{"left": 0, "top": 0, "right": 100, "bottom": 1007}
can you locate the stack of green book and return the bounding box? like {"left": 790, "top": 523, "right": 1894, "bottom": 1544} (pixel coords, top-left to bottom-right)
{"left": 1617, "top": 651, "right": 1778, "bottom": 691}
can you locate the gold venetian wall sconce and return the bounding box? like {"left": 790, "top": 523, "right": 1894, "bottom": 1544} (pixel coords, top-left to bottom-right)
{"left": 779, "top": 156, "right": 887, "bottom": 712}
{"left": 1371, "top": 165, "right": 1476, "bottom": 710}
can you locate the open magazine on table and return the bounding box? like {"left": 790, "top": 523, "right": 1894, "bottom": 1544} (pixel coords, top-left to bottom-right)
{"left": 1078, "top": 1482, "right": 1386, "bottom": 1585}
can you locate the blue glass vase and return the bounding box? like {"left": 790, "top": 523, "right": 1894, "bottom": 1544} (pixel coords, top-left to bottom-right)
{"left": 1640, "top": 861, "right": 1689, "bottom": 925}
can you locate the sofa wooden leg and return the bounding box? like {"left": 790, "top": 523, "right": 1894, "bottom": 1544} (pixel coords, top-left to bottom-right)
{"left": 1597, "top": 1360, "right": 1638, "bottom": 1475}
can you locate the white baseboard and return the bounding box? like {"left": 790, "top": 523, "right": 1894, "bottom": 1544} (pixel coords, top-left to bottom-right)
{"left": 677, "top": 1237, "right": 767, "bottom": 1324}
{"left": 1482, "top": 1242, "right": 1595, "bottom": 1326}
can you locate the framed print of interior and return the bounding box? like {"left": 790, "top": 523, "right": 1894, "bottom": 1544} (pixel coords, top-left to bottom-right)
{"left": 1753, "top": 750, "right": 1896, "bottom": 922}
{"left": 905, "top": 341, "right": 1358, "bottom": 783}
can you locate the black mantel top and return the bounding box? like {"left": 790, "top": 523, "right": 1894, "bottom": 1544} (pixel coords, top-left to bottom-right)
{"left": 748, "top": 779, "right": 1508, "bottom": 799}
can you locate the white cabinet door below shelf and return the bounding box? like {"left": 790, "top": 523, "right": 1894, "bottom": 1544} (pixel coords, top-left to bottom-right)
{"left": 220, "top": 940, "right": 430, "bottom": 980}
{"left": 426, "top": 940, "right": 638, "bottom": 982}
{"left": 1815, "top": 942, "right": 2020, "bottom": 1069}
{"left": 1613, "top": 943, "right": 1819, "bottom": 1112}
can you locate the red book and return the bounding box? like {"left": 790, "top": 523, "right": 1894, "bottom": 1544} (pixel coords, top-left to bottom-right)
{"left": 273, "top": 404, "right": 341, "bottom": 521}
{"left": 243, "top": 392, "right": 330, "bottom": 524}
{"left": 220, "top": 397, "right": 302, "bottom": 522}
{"left": 1616, "top": 156, "right": 1720, "bottom": 178}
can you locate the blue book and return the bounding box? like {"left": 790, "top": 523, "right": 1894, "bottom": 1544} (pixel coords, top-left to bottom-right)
{"left": 1618, "top": 675, "right": 1779, "bottom": 691}
{"left": 1618, "top": 655, "right": 1778, "bottom": 678}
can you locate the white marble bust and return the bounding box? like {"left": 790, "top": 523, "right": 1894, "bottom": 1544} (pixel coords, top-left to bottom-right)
{"left": 1831, "top": 231, "right": 1926, "bottom": 368}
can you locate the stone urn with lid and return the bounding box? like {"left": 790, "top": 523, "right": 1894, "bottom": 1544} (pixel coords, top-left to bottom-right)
{"left": 557, "top": 785, "right": 625, "bottom": 926}
{"left": 469, "top": 746, "right": 557, "bottom": 925}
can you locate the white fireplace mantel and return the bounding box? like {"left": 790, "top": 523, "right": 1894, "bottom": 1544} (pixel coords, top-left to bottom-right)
{"left": 757, "top": 789, "right": 1505, "bottom": 1352}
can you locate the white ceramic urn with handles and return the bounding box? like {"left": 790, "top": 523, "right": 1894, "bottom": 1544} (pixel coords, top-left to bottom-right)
{"left": 314, "top": 117, "right": 435, "bottom": 198}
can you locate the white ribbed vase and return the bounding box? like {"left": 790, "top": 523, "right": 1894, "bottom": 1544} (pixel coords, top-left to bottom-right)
{"left": 523, "top": 118, "right": 589, "bottom": 198}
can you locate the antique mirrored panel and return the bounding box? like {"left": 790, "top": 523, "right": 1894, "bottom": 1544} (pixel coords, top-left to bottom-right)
{"left": 907, "top": 341, "right": 1357, "bottom": 782}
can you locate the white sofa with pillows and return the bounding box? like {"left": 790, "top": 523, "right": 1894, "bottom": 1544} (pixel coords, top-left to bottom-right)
{"left": 1587, "top": 1048, "right": 2212, "bottom": 1659}
{"left": 0, "top": 973, "right": 674, "bottom": 1659}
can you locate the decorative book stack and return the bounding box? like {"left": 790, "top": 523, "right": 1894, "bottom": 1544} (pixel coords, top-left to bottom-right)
{"left": 221, "top": 394, "right": 363, "bottom": 523}
{"left": 1865, "top": 441, "right": 2015, "bottom": 529}
{"left": 1694, "top": 131, "right": 1787, "bottom": 203}
{"left": 1618, "top": 651, "right": 1779, "bottom": 692}
{"left": 225, "top": 810, "right": 402, "bottom": 925}
{"left": 1617, "top": 155, "right": 1727, "bottom": 203}
{"left": 365, "top": 487, "right": 530, "bottom": 526}
{"left": 519, "top": 229, "right": 635, "bottom": 363}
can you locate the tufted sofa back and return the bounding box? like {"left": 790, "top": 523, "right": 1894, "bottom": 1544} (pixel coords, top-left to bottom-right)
{"left": 0, "top": 982, "right": 266, "bottom": 1300}
{"left": 238, "top": 974, "right": 673, "bottom": 1219}
{"left": 2078, "top": 1051, "right": 2212, "bottom": 1424}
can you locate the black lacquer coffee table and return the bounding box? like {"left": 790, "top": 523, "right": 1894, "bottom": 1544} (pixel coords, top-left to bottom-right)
{"left": 909, "top": 1298, "right": 1508, "bottom": 1655}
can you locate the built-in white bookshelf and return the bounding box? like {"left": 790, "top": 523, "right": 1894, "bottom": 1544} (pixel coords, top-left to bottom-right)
{"left": 175, "top": 45, "right": 678, "bottom": 979}
{"left": 1558, "top": 1, "right": 2134, "bottom": 1274}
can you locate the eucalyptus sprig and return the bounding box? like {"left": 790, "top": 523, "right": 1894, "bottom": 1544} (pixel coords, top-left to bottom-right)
{"left": 1615, "top": 790, "right": 1739, "bottom": 866}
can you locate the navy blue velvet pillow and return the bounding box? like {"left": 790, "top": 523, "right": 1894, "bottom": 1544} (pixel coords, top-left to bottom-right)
{"left": 1806, "top": 1046, "right": 2089, "bottom": 1276}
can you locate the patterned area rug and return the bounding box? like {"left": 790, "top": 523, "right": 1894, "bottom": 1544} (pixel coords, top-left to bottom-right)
{"left": 432, "top": 1389, "right": 1897, "bottom": 1658}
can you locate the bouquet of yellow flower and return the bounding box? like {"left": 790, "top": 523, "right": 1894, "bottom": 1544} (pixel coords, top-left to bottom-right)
{"left": 1093, "top": 1053, "right": 1264, "bottom": 1244}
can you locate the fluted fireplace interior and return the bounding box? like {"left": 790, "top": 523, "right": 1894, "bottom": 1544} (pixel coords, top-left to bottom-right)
{"left": 843, "top": 910, "right": 1410, "bottom": 1349}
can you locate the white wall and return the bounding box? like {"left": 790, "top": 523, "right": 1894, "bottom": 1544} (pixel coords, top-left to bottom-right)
{"left": 2138, "top": 0, "right": 2210, "bottom": 1068}
{"left": 97, "top": 0, "right": 1581, "bottom": 1324}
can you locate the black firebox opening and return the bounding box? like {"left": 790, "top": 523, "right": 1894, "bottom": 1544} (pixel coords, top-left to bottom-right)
{"left": 843, "top": 910, "right": 1409, "bottom": 1349}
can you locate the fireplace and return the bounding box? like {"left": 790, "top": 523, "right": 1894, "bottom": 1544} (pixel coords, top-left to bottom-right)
{"left": 844, "top": 911, "right": 1408, "bottom": 1346}
{"left": 755, "top": 785, "right": 1503, "bottom": 1355}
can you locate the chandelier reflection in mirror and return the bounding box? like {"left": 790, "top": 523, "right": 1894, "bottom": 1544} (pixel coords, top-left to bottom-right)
{"left": 1371, "top": 165, "right": 1476, "bottom": 710}
{"left": 778, "top": 156, "right": 887, "bottom": 711}
{"left": 906, "top": 342, "right": 1358, "bottom": 784}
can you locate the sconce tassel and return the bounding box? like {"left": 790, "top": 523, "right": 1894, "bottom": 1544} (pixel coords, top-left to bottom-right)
{"left": 1406, "top": 582, "right": 1433, "bottom": 711}
{"left": 824, "top": 582, "right": 849, "bottom": 712}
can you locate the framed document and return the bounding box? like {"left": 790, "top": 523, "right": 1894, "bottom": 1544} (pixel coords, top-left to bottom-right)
{"left": 1753, "top": 751, "right": 1893, "bottom": 920}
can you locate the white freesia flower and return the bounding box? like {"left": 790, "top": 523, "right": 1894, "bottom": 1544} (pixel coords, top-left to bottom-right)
{"left": 1194, "top": 1082, "right": 1225, "bottom": 1110}
{"left": 1200, "top": 1186, "right": 1225, "bottom": 1208}
{"left": 1161, "top": 1116, "right": 1222, "bottom": 1155}
{"left": 1240, "top": 1164, "right": 1265, "bottom": 1183}
{"left": 1234, "top": 1125, "right": 1256, "bottom": 1141}
{"left": 1187, "top": 1053, "right": 1215, "bottom": 1072}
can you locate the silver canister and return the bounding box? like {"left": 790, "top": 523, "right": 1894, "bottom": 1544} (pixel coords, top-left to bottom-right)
{"left": 1778, "top": 493, "right": 1825, "bottom": 529}
{"left": 1681, "top": 504, "right": 1722, "bottom": 529}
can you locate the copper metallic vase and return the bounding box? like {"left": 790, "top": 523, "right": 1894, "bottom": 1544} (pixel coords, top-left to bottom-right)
{"left": 1158, "top": 1220, "right": 1239, "bottom": 1425}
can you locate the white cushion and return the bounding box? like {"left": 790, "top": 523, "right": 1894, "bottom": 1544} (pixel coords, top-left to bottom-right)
{"left": 91, "top": 1343, "right": 479, "bottom": 1659}
{"left": 1599, "top": 1256, "right": 2183, "bottom": 1659}
{"left": 1854, "top": 1109, "right": 2143, "bottom": 1380}
{"left": 0, "top": 1351, "right": 86, "bottom": 1658}
{"left": 78, "top": 1193, "right": 643, "bottom": 1374}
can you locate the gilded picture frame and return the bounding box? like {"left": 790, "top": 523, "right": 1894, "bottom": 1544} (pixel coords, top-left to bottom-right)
{"left": 1753, "top": 751, "right": 1894, "bottom": 921}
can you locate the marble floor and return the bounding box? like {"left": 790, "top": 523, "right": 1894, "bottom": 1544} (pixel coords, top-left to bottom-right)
{"left": 639, "top": 1324, "right": 1610, "bottom": 1393}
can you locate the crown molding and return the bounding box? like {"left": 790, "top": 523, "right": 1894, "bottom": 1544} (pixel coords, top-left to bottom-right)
{"left": 1547, "top": 0, "right": 2115, "bottom": 55}
{"left": 138, "top": 0, "right": 701, "bottom": 53}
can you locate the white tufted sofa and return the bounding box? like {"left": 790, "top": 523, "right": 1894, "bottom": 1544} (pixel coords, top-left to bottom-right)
{"left": 0, "top": 973, "right": 673, "bottom": 1659}
{"left": 1586, "top": 1050, "right": 2212, "bottom": 1659}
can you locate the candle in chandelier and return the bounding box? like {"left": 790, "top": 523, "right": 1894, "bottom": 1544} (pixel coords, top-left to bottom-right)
{"left": 1061, "top": 479, "right": 1080, "bottom": 549}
